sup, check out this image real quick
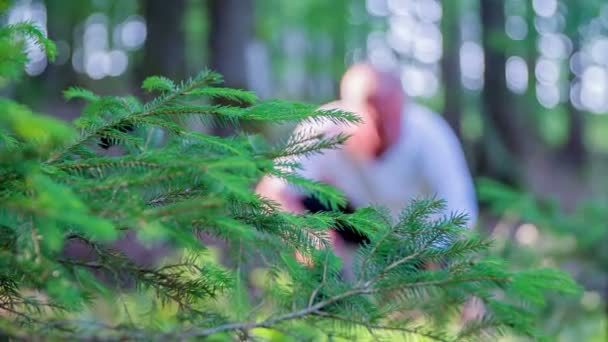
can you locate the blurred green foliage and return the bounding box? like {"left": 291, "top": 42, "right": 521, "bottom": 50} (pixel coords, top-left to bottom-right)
{"left": 2, "top": 0, "right": 608, "bottom": 339}
{"left": 0, "top": 15, "right": 584, "bottom": 341}
{"left": 478, "top": 178, "right": 607, "bottom": 340}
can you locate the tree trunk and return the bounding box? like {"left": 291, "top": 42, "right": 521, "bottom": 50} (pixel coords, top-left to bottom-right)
{"left": 139, "top": 0, "right": 186, "bottom": 83}
{"left": 560, "top": 81, "right": 586, "bottom": 166}
{"left": 441, "top": 0, "right": 462, "bottom": 140}
{"left": 478, "top": 0, "right": 522, "bottom": 184}
{"left": 13, "top": 1, "right": 82, "bottom": 120}
{"left": 206, "top": 0, "right": 254, "bottom": 136}
{"left": 558, "top": 32, "right": 586, "bottom": 167}
{"left": 207, "top": 0, "right": 253, "bottom": 90}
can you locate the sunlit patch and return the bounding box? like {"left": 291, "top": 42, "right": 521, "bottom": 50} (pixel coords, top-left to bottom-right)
{"left": 590, "top": 38, "right": 608, "bottom": 66}
{"left": 533, "top": 0, "right": 558, "bottom": 18}
{"left": 362, "top": 0, "right": 443, "bottom": 98}
{"left": 581, "top": 291, "right": 601, "bottom": 311}
{"left": 460, "top": 41, "right": 484, "bottom": 91}
{"left": 108, "top": 50, "right": 128, "bottom": 77}
{"left": 401, "top": 65, "right": 438, "bottom": 97}
{"left": 515, "top": 223, "right": 539, "bottom": 246}
{"left": 72, "top": 13, "right": 142, "bottom": 79}
{"left": 534, "top": 15, "right": 564, "bottom": 34}
{"left": 387, "top": 16, "right": 414, "bottom": 55}
{"left": 366, "top": 0, "right": 389, "bottom": 17}
{"left": 541, "top": 258, "right": 556, "bottom": 268}
{"left": 538, "top": 33, "right": 571, "bottom": 60}
{"left": 536, "top": 83, "right": 560, "bottom": 109}
{"left": 569, "top": 52, "right": 586, "bottom": 77}
{"left": 535, "top": 58, "right": 560, "bottom": 84}
{"left": 506, "top": 56, "right": 528, "bottom": 94}
{"left": 581, "top": 65, "right": 608, "bottom": 114}
{"left": 386, "top": 0, "right": 412, "bottom": 16}
{"left": 369, "top": 46, "right": 398, "bottom": 71}
{"left": 120, "top": 16, "right": 147, "bottom": 50}
{"left": 413, "top": 22, "right": 442, "bottom": 64}
{"left": 9, "top": 1, "right": 48, "bottom": 76}
{"left": 86, "top": 51, "right": 110, "bottom": 80}
{"left": 506, "top": 16, "right": 528, "bottom": 41}
{"left": 414, "top": 0, "right": 442, "bottom": 23}
{"left": 84, "top": 20, "right": 109, "bottom": 52}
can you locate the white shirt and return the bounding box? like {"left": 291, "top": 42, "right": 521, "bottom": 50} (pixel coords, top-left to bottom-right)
{"left": 287, "top": 102, "right": 478, "bottom": 227}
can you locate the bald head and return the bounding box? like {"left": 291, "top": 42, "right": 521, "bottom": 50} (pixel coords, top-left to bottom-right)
{"left": 338, "top": 64, "right": 404, "bottom": 152}
{"left": 340, "top": 63, "right": 403, "bottom": 109}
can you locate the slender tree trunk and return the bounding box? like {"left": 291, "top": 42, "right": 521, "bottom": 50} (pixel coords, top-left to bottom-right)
{"left": 13, "top": 1, "right": 81, "bottom": 120}
{"left": 558, "top": 37, "right": 586, "bottom": 167}
{"left": 441, "top": 0, "right": 462, "bottom": 140}
{"left": 480, "top": 0, "right": 519, "bottom": 154}
{"left": 44, "top": 1, "right": 79, "bottom": 98}
{"left": 478, "top": 0, "right": 522, "bottom": 184}
{"left": 206, "top": 0, "right": 254, "bottom": 136}
{"left": 560, "top": 80, "right": 586, "bottom": 166}
{"left": 138, "top": 0, "right": 186, "bottom": 83}
{"left": 207, "top": 0, "right": 253, "bottom": 90}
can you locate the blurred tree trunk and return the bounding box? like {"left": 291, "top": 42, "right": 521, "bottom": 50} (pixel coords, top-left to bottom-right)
{"left": 441, "top": 0, "right": 462, "bottom": 140}
{"left": 478, "top": 0, "right": 522, "bottom": 184}
{"left": 207, "top": 0, "right": 254, "bottom": 136}
{"left": 207, "top": 0, "right": 253, "bottom": 90}
{"left": 97, "top": 0, "right": 187, "bottom": 268}
{"left": 138, "top": 0, "right": 186, "bottom": 84}
{"left": 13, "top": 1, "right": 82, "bottom": 120}
{"left": 43, "top": 1, "right": 79, "bottom": 104}
{"left": 559, "top": 9, "right": 586, "bottom": 168}
{"left": 560, "top": 70, "right": 586, "bottom": 166}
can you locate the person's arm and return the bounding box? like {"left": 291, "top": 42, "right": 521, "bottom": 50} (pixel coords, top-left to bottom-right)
{"left": 255, "top": 175, "right": 305, "bottom": 213}
{"left": 420, "top": 118, "right": 478, "bottom": 228}
{"left": 256, "top": 104, "right": 341, "bottom": 213}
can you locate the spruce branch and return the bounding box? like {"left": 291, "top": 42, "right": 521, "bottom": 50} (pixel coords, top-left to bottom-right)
{"left": 0, "top": 21, "right": 580, "bottom": 340}
{"left": 308, "top": 253, "right": 330, "bottom": 307}
{"left": 265, "top": 131, "right": 350, "bottom": 160}
{"left": 1, "top": 22, "right": 57, "bottom": 61}
{"left": 166, "top": 274, "right": 511, "bottom": 339}
{"left": 186, "top": 87, "right": 259, "bottom": 105}
{"left": 47, "top": 71, "right": 221, "bottom": 163}
{"left": 313, "top": 311, "right": 450, "bottom": 342}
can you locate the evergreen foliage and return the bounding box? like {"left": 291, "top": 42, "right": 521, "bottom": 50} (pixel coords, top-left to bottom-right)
{"left": 478, "top": 178, "right": 607, "bottom": 339}
{"left": 0, "top": 21, "right": 580, "bottom": 341}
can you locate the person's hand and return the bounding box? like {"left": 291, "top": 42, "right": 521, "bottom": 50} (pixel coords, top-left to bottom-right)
{"left": 460, "top": 296, "right": 486, "bottom": 324}
{"left": 423, "top": 262, "right": 441, "bottom": 270}
{"left": 295, "top": 249, "right": 314, "bottom": 268}
{"left": 255, "top": 176, "right": 304, "bottom": 212}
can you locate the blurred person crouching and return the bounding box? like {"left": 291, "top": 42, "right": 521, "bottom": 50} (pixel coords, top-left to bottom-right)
{"left": 257, "top": 63, "right": 478, "bottom": 279}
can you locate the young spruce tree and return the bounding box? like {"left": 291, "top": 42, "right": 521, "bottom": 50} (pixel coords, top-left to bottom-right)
{"left": 0, "top": 21, "right": 579, "bottom": 341}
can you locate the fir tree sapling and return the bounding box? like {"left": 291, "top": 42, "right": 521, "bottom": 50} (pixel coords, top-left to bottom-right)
{"left": 0, "top": 21, "right": 579, "bottom": 341}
